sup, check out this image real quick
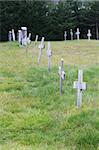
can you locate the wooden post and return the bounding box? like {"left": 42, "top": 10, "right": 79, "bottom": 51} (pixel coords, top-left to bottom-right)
{"left": 73, "top": 70, "right": 87, "bottom": 108}
{"left": 47, "top": 42, "right": 52, "bottom": 71}
{"left": 59, "top": 59, "right": 66, "bottom": 95}
{"left": 12, "top": 29, "right": 15, "bottom": 41}
{"left": 70, "top": 29, "right": 73, "bottom": 40}
{"left": 8, "top": 31, "right": 12, "bottom": 42}
{"left": 38, "top": 37, "right": 45, "bottom": 64}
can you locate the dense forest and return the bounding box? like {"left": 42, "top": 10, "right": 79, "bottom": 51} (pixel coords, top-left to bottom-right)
{"left": 0, "top": 0, "right": 99, "bottom": 41}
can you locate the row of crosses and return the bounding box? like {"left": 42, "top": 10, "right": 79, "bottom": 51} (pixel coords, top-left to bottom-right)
{"left": 37, "top": 40, "right": 87, "bottom": 108}
{"left": 64, "top": 28, "right": 92, "bottom": 41}
{"left": 58, "top": 59, "right": 87, "bottom": 108}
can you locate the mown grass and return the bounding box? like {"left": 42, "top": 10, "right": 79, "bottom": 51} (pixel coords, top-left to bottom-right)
{"left": 0, "top": 40, "right": 99, "bottom": 150}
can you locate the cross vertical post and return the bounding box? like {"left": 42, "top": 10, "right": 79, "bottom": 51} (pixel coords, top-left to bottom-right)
{"left": 59, "top": 59, "right": 66, "bottom": 95}
{"left": 70, "top": 29, "right": 73, "bottom": 40}
{"left": 38, "top": 37, "right": 45, "bottom": 64}
{"left": 47, "top": 42, "right": 52, "bottom": 71}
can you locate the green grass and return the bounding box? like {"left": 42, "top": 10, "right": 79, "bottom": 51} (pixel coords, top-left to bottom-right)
{"left": 0, "top": 40, "right": 99, "bottom": 150}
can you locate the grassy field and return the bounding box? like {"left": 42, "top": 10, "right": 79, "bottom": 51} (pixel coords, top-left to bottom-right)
{"left": 0, "top": 40, "right": 99, "bottom": 150}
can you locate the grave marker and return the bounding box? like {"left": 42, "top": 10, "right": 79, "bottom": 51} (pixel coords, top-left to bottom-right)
{"left": 18, "top": 30, "right": 22, "bottom": 44}
{"left": 21, "top": 27, "right": 27, "bottom": 46}
{"left": 47, "top": 42, "right": 52, "bottom": 71}
{"left": 12, "top": 29, "right": 15, "bottom": 41}
{"left": 27, "top": 33, "right": 31, "bottom": 44}
{"left": 87, "top": 29, "right": 91, "bottom": 41}
{"left": 73, "top": 70, "right": 87, "bottom": 108}
{"left": 35, "top": 35, "right": 38, "bottom": 45}
{"left": 70, "top": 29, "right": 73, "bottom": 40}
{"left": 76, "top": 28, "right": 80, "bottom": 40}
{"left": 8, "top": 31, "right": 12, "bottom": 41}
{"left": 38, "top": 37, "right": 45, "bottom": 64}
{"left": 58, "top": 59, "right": 66, "bottom": 95}
{"left": 64, "top": 31, "right": 67, "bottom": 41}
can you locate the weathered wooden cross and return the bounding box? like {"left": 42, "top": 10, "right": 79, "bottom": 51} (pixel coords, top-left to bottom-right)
{"left": 12, "top": 29, "right": 15, "bottom": 41}
{"left": 73, "top": 70, "right": 87, "bottom": 108}
{"left": 64, "top": 31, "right": 67, "bottom": 41}
{"left": 18, "top": 30, "right": 22, "bottom": 45}
{"left": 34, "top": 35, "right": 38, "bottom": 46}
{"left": 47, "top": 42, "right": 52, "bottom": 71}
{"left": 76, "top": 28, "right": 80, "bottom": 40}
{"left": 21, "top": 27, "right": 27, "bottom": 46}
{"left": 27, "top": 33, "right": 31, "bottom": 44}
{"left": 87, "top": 29, "right": 91, "bottom": 41}
{"left": 38, "top": 37, "right": 45, "bottom": 64}
{"left": 8, "top": 31, "right": 12, "bottom": 42}
{"left": 58, "top": 59, "right": 66, "bottom": 95}
{"left": 70, "top": 29, "right": 73, "bottom": 40}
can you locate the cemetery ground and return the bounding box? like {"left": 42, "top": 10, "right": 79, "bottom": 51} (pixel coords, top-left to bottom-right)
{"left": 0, "top": 40, "right": 99, "bottom": 150}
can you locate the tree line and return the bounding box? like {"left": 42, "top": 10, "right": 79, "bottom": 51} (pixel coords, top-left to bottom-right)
{"left": 0, "top": 0, "right": 99, "bottom": 41}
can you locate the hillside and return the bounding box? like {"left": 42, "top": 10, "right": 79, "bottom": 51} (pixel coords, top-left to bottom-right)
{"left": 0, "top": 40, "right": 99, "bottom": 149}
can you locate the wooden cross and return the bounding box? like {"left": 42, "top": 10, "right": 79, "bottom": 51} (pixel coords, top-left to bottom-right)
{"left": 47, "top": 42, "right": 52, "bottom": 71}
{"left": 33, "top": 35, "right": 38, "bottom": 47}
{"left": 27, "top": 33, "right": 31, "bottom": 44}
{"left": 70, "top": 29, "right": 73, "bottom": 40}
{"left": 87, "top": 29, "right": 91, "bottom": 41}
{"left": 38, "top": 37, "right": 45, "bottom": 64}
{"left": 18, "top": 30, "right": 22, "bottom": 45}
{"left": 12, "top": 29, "right": 15, "bottom": 41}
{"left": 76, "top": 28, "right": 80, "bottom": 40}
{"left": 73, "top": 70, "right": 87, "bottom": 108}
{"left": 58, "top": 59, "right": 66, "bottom": 95}
{"left": 64, "top": 31, "right": 67, "bottom": 41}
{"left": 8, "top": 31, "right": 12, "bottom": 42}
{"left": 21, "top": 27, "right": 27, "bottom": 46}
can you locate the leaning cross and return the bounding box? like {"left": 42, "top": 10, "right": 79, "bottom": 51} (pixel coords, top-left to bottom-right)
{"left": 64, "top": 31, "right": 67, "bottom": 41}
{"left": 58, "top": 59, "right": 66, "bottom": 95}
{"left": 87, "top": 29, "right": 91, "bottom": 41}
{"left": 76, "top": 28, "right": 80, "bottom": 40}
{"left": 34, "top": 35, "right": 38, "bottom": 46}
{"left": 73, "top": 70, "right": 87, "bottom": 108}
{"left": 27, "top": 33, "right": 31, "bottom": 44}
{"left": 47, "top": 42, "right": 52, "bottom": 71}
{"left": 38, "top": 37, "right": 45, "bottom": 64}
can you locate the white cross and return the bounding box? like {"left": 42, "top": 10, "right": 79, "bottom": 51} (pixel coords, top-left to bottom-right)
{"left": 38, "top": 37, "right": 45, "bottom": 64}
{"left": 18, "top": 30, "right": 22, "bottom": 44}
{"left": 8, "top": 31, "right": 12, "bottom": 42}
{"left": 58, "top": 58, "right": 66, "bottom": 95}
{"left": 73, "top": 70, "right": 87, "bottom": 108}
{"left": 35, "top": 35, "right": 38, "bottom": 45}
{"left": 87, "top": 29, "right": 91, "bottom": 41}
{"left": 12, "top": 29, "right": 15, "bottom": 41}
{"left": 47, "top": 42, "right": 52, "bottom": 71}
{"left": 21, "top": 27, "right": 27, "bottom": 46}
{"left": 76, "top": 28, "right": 80, "bottom": 40}
{"left": 27, "top": 33, "right": 31, "bottom": 44}
{"left": 64, "top": 31, "right": 67, "bottom": 41}
{"left": 70, "top": 29, "right": 73, "bottom": 40}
